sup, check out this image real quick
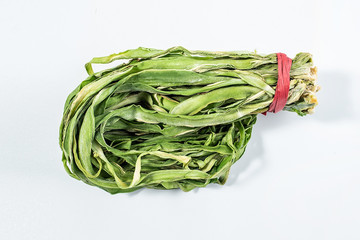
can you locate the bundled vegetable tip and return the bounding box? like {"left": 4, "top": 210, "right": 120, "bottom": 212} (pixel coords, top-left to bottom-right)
{"left": 59, "top": 46, "right": 318, "bottom": 193}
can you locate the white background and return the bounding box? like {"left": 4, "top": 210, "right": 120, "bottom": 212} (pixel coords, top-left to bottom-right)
{"left": 1, "top": 0, "right": 359, "bottom": 239}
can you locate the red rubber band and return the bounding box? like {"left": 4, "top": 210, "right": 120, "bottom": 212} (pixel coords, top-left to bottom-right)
{"left": 266, "top": 53, "right": 292, "bottom": 114}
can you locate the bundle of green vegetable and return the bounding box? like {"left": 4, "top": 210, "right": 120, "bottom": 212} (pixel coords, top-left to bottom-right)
{"left": 59, "top": 46, "right": 318, "bottom": 193}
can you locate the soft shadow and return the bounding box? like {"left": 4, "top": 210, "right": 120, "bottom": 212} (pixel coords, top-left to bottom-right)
{"left": 311, "top": 71, "right": 353, "bottom": 122}
{"left": 127, "top": 188, "right": 144, "bottom": 197}
{"left": 127, "top": 185, "right": 184, "bottom": 197}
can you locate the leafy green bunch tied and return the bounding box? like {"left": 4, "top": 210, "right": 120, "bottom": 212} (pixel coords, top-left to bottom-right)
{"left": 59, "top": 46, "right": 318, "bottom": 193}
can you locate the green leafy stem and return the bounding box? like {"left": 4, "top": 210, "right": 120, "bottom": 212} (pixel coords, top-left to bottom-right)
{"left": 59, "top": 46, "right": 319, "bottom": 193}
